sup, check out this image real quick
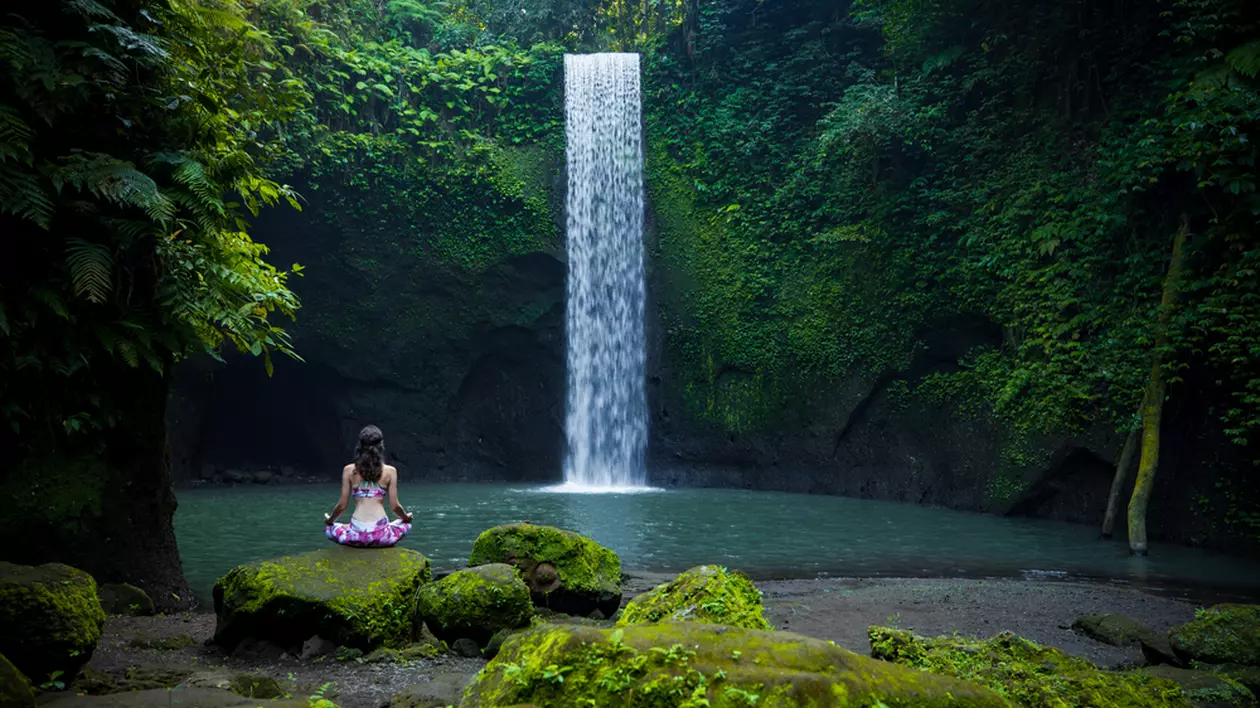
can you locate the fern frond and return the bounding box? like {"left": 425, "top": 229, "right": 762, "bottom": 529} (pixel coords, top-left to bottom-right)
{"left": 1226, "top": 40, "right": 1260, "bottom": 80}
{"left": 66, "top": 0, "right": 119, "bottom": 20}
{"left": 116, "top": 338, "right": 140, "bottom": 367}
{"left": 87, "top": 23, "right": 169, "bottom": 61}
{"left": 0, "top": 165, "right": 54, "bottom": 228}
{"left": 104, "top": 217, "right": 158, "bottom": 243}
{"left": 50, "top": 153, "right": 174, "bottom": 223}
{"left": 65, "top": 238, "right": 114, "bottom": 303}
{"left": 1194, "top": 63, "right": 1233, "bottom": 90}
{"left": 0, "top": 106, "right": 34, "bottom": 165}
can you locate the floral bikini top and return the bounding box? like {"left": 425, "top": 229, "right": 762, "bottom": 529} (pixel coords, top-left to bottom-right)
{"left": 352, "top": 480, "right": 386, "bottom": 499}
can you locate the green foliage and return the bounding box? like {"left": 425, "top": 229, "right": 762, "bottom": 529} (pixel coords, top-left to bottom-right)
{"left": 0, "top": 0, "right": 305, "bottom": 454}
{"left": 870, "top": 626, "right": 1190, "bottom": 707}
{"left": 252, "top": 0, "right": 568, "bottom": 276}
{"left": 617, "top": 565, "right": 771, "bottom": 630}
{"left": 644, "top": 0, "right": 1260, "bottom": 482}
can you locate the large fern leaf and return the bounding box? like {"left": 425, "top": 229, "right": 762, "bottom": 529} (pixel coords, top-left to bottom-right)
{"left": 65, "top": 238, "right": 114, "bottom": 304}
{"left": 66, "top": 0, "right": 119, "bottom": 20}
{"left": 0, "top": 106, "right": 34, "bottom": 165}
{"left": 0, "top": 164, "right": 53, "bottom": 228}
{"left": 50, "top": 153, "right": 175, "bottom": 223}
{"left": 1226, "top": 40, "right": 1260, "bottom": 80}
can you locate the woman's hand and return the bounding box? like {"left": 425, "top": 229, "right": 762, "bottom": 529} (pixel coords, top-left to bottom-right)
{"left": 399, "top": 510, "right": 413, "bottom": 524}
{"left": 324, "top": 513, "right": 335, "bottom": 526}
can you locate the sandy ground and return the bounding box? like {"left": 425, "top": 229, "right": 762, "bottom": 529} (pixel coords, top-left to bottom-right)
{"left": 67, "top": 574, "right": 1203, "bottom": 707}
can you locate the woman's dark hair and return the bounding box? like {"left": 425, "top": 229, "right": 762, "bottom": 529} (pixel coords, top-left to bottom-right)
{"left": 354, "top": 425, "right": 385, "bottom": 483}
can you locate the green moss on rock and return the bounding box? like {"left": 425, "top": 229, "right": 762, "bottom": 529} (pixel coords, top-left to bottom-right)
{"left": 1139, "top": 666, "right": 1256, "bottom": 708}
{"left": 0, "top": 561, "right": 105, "bottom": 684}
{"left": 415, "top": 564, "right": 533, "bottom": 646}
{"left": 1172, "top": 606, "right": 1260, "bottom": 667}
{"left": 98, "top": 583, "right": 155, "bottom": 617}
{"left": 1073, "top": 613, "right": 1159, "bottom": 647}
{"left": 618, "top": 565, "right": 770, "bottom": 630}
{"left": 869, "top": 626, "right": 1189, "bottom": 707}
{"left": 229, "top": 672, "right": 284, "bottom": 699}
{"left": 212, "top": 546, "right": 431, "bottom": 651}
{"left": 0, "top": 653, "right": 34, "bottom": 708}
{"left": 461, "top": 621, "right": 1009, "bottom": 707}
{"left": 468, "top": 523, "right": 621, "bottom": 617}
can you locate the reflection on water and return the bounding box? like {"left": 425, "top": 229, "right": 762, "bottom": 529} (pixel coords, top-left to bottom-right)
{"left": 175, "top": 482, "right": 1260, "bottom": 606}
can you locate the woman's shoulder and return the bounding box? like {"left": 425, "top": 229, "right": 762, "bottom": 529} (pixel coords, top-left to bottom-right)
{"left": 384, "top": 464, "right": 398, "bottom": 478}
{"left": 342, "top": 463, "right": 355, "bottom": 477}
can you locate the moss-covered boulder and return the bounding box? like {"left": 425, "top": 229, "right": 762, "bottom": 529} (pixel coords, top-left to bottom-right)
{"left": 212, "top": 546, "right": 430, "bottom": 651}
{"left": 229, "top": 672, "right": 284, "bottom": 699}
{"left": 617, "top": 565, "right": 769, "bottom": 630}
{"left": 97, "top": 583, "right": 155, "bottom": 616}
{"left": 1172, "top": 605, "right": 1260, "bottom": 667}
{"left": 415, "top": 564, "right": 533, "bottom": 647}
{"left": 1139, "top": 667, "right": 1255, "bottom": 708}
{"left": 1207, "top": 665, "right": 1260, "bottom": 697}
{"left": 869, "top": 626, "right": 1189, "bottom": 707}
{"left": 469, "top": 523, "right": 620, "bottom": 617}
{"left": 461, "top": 621, "right": 1010, "bottom": 707}
{"left": 0, "top": 561, "right": 105, "bottom": 684}
{"left": 1073, "top": 613, "right": 1159, "bottom": 647}
{"left": 0, "top": 653, "right": 34, "bottom": 708}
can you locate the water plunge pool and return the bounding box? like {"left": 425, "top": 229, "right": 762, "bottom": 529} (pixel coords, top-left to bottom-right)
{"left": 174, "top": 482, "right": 1260, "bottom": 606}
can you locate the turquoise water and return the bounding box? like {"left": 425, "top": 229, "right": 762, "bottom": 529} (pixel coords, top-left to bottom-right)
{"left": 175, "top": 483, "right": 1260, "bottom": 606}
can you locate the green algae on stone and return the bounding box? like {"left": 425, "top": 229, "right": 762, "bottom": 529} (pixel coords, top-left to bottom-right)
{"left": 1139, "top": 666, "right": 1256, "bottom": 708}
{"left": 869, "top": 626, "right": 1189, "bottom": 707}
{"left": 469, "top": 523, "right": 621, "bottom": 617}
{"left": 212, "top": 546, "right": 431, "bottom": 651}
{"left": 618, "top": 565, "right": 770, "bottom": 630}
{"left": 415, "top": 564, "right": 533, "bottom": 646}
{"left": 0, "top": 561, "right": 106, "bottom": 685}
{"left": 0, "top": 653, "right": 34, "bottom": 708}
{"left": 1172, "top": 605, "right": 1260, "bottom": 667}
{"left": 461, "top": 620, "right": 1010, "bottom": 707}
{"left": 98, "top": 582, "right": 155, "bottom": 617}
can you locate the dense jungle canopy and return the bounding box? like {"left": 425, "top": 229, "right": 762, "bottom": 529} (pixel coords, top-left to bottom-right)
{"left": 1, "top": 0, "right": 1258, "bottom": 604}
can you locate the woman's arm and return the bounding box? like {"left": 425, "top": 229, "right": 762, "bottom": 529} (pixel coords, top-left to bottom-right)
{"left": 386, "top": 467, "right": 412, "bottom": 523}
{"left": 325, "top": 466, "right": 352, "bottom": 525}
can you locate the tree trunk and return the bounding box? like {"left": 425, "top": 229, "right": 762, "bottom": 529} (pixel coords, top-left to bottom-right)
{"left": 1100, "top": 423, "right": 1140, "bottom": 538}
{"left": 0, "top": 363, "right": 194, "bottom": 611}
{"left": 1126, "top": 214, "right": 1189, "bottom": 556}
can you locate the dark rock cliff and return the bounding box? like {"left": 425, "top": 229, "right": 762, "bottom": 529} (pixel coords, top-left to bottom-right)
{"left": 167, "top": 177, "right": 1257, "bottom": 556}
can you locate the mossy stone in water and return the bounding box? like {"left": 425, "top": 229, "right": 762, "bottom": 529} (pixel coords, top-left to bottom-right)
{"left": 0, "top": 561, "right": 105, "bottom": 684}
{"left": 469, "top": 523, "right": 621, "bottom": 617}
{"left": 461, "top": 621, "right": 1009, "bottom": 707}
{"left": 618, "top": 565, "right": 770, "bottom": 630}
{"left": 1172, "top": 605, "right": 1260, "bottom": 667}
{"left": 212, "top": 546, "right": 430, "bottom": 651}
{"left": 870, "top": 626, "right": 1189, "bottom": 707}
{"left": 414, "top": 564, "right": 533, "bottom": 646}
{"left": 0, "top": 653, "right": 34, "bottom": 708}
{"left": 98, "top": 583, "right": 155, "bottom": 616}
{"left": 1139, "top": 666, "right": 1256, "bottom": 708}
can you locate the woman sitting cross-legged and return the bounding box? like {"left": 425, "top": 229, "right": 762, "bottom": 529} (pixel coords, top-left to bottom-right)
{"left": 324, "top": 425, "right": 413, "bottom": 548}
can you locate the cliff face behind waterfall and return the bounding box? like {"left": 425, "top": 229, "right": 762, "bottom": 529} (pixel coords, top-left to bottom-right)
{"left": 166, "top": 0, "right": 1260, "bottom": 555}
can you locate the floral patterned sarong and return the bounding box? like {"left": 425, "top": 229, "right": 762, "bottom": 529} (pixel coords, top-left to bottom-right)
{"left": 325, "top": 516, "right": 410, "bottom": 548}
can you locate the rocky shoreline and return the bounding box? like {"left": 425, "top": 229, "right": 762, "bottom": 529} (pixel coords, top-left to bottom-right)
{"left": 25, "top": 574, "right": 1231, "bottom": 707}
{"left": 6, "top": 524, "right": 1259, "bottom": 707}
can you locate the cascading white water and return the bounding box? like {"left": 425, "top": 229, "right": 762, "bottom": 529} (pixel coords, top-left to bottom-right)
{"left": 560, "top": 53, "right": 648, "bottom": 491}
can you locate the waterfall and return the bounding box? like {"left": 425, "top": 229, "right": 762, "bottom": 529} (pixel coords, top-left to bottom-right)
{"left": 561, "top": 53, "right": 648, "bottom": 490}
